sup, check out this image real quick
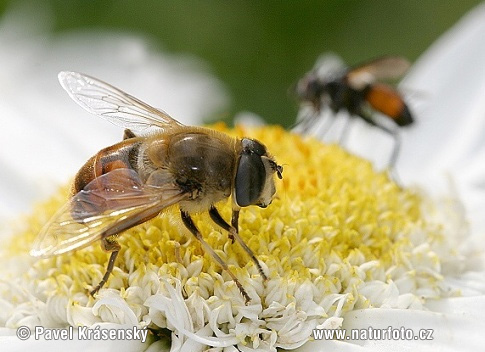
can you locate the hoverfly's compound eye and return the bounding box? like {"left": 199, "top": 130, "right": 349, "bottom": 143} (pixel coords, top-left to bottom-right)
{"left": 235, "top": 138, "right": 269, "bottom": 207}
{"left": 235, "top": 152, "right": 266, "bottom": 207}
{"left": 241, "top": 138, "right": 267, "bottom": 156}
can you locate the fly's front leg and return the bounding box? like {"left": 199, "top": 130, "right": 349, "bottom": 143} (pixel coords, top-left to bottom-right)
{"left": 374, "top": 123, "right": 401, "bottom": 183}
{"left": 294, "top": 109, "right": 317, "bottom": 135}
{"left": 181, "top": 210, "right": 251, "bottom": 304}
{"left": 359, "top": 112, "right": 401, "bottom": 183}
{"left": 90, "top": 237, "right": 120, "bottom": 296}
{"left": 209, "top": 206, "right": 268, "bottom": 281}
{"left": 229, "top": 209, "right": 239, "bottom": 243}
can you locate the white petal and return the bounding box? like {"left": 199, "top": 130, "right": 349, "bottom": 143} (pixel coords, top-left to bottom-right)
{"left": 397, "top": 3, "right": 485, "bottom": 237}
{"left": 297, "top": 295, "right": 485, "bottom": 351}
{"left": 92, "top": 290, "right": 139, "bottom": 325}
{"left": 145, "top": 279, "right": 239, "bottom": 349}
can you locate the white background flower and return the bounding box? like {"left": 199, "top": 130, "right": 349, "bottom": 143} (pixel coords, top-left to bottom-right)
{"left": 299, "top": 3, "right": 485, "bottom": 351}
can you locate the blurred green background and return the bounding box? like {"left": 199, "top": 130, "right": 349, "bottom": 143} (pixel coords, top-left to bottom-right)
{"left": 0, "top": 0, "right": 481, "bottom": 126}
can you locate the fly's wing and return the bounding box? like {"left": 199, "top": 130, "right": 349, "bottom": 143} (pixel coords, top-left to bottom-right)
{"left": 58, "top": 71, "right": 184, "bottom": 133}
{"left": 31, "top": 169, "right": 188, "bottom": 258}
{"left": 346, "top": 56, "right": 411, "bottom": 90}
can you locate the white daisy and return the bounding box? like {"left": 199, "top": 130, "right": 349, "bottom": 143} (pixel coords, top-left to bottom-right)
{"left": 298, "top": 3, "right": 485, "bottom": 351}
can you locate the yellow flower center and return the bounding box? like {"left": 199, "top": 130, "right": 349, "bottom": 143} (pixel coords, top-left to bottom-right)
{"left": 3, "top": 125, "right": 450, "bottom": 348}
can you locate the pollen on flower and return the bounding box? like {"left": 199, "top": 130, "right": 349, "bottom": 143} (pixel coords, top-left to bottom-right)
{"left": 0, "top": 125, "right": 457, "bottom": 351}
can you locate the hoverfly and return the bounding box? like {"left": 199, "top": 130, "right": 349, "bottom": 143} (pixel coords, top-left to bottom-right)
{"left": 31, "top": 72, "right": 283, "bottom": 303}
{"left": 295, "top": 55, "right": 413, "bottom": 169}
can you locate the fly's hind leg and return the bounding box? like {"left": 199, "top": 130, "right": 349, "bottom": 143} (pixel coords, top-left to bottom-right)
{"left": 181, "top": 210, "right": 251, "bottom": 304}
{"left": 210, "top": 206, "right": 268, "bottom": 281}
{"left": 90, "top": 237, "right": 120, "bottom": 296}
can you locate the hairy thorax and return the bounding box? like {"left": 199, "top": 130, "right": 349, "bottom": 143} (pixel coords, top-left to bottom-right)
{"left": 145, "top": 130, "right": 236, "bottom": 213}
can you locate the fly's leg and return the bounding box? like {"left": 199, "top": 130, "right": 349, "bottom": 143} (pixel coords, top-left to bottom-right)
{"left": 359, "top": 113, "right": 402, "bottom": 183}
{"left": 88, "top": 199, "right": 167, "bottom": 297}
{"left": 209, "top": 207, "right": 267, "bottom": 281}
{"left": 181, "top": 210, "right": 251, "bottom": 304}
{"left": 230, "top": 210, "right": 239, "bottom": 243}
{"left": 373, "top": 122, "right": 401, "bottom": 182}
{"left": 90, "top": 237, "right": 120, "bottom": 296}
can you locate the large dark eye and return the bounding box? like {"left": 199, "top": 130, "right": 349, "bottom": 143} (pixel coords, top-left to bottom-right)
{"left": 235, "top": 153, "right": 266, "bottom": 207}
{"left": 241, "top": 138, "right": 266, "bottom": 156}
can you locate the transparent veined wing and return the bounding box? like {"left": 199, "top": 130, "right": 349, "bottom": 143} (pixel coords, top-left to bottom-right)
{"left": 31, "top": 169, "right": 188, "bottom": 257}
{"left": 347, "top": 56, "right": 411, "bottom": 90}
{"left": 58, "top": 71, "right": 184, "bottom": 133}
